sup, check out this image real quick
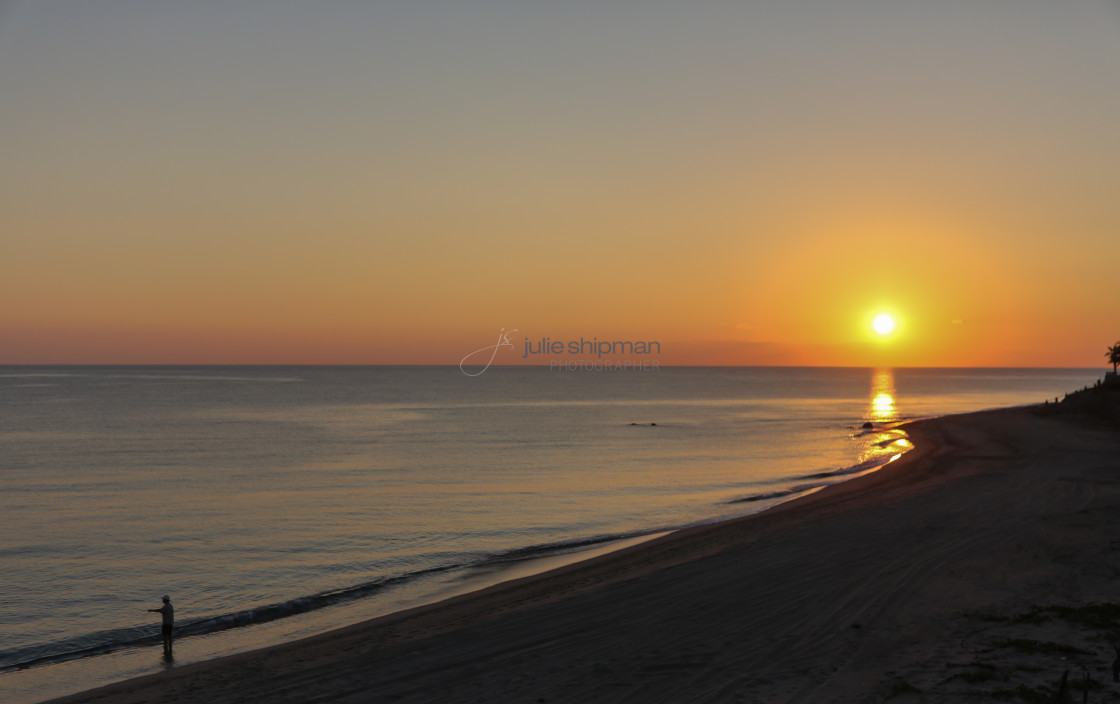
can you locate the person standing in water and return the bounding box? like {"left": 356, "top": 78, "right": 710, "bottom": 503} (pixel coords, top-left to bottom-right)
{"left": 148, "top": 595, "right": 174, "bottom": 653}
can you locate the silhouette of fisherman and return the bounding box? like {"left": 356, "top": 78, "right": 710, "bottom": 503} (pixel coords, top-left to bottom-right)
{"left": 148, "top": 595, "right": 174, "bottom": 653}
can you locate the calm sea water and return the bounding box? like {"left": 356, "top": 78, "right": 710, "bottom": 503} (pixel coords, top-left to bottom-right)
{"left": 0, "top": 365, "right": 1101, "bottom": 702}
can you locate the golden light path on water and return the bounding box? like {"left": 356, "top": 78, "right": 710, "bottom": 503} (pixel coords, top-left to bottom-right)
{"left": 860, "top": 368, "right": 913, "bottom": 467}
{"left": 870, "top": 368, "right": 898, "bottom": 423}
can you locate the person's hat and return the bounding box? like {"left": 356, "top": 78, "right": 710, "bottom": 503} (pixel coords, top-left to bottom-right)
{"left": 162, "top": 595, "right": 170, "bottom": 601}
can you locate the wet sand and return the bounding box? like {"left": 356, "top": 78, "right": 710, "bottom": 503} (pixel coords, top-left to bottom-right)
{"left": 47, "top": 399, "right": 1120, "bottom": 703}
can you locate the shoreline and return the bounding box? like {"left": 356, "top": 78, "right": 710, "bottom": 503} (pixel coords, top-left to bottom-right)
{"left": 43, "top": 398, "right": 1120, "bottom": 702}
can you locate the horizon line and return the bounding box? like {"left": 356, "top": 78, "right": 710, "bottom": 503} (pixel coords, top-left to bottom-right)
{"left": 0, "top": 363, "right": 1107, "bottom": 371}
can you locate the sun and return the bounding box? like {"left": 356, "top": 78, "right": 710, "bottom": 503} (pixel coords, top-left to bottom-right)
{"left": 872, "top": 313, "right": 896, "bottom": 336}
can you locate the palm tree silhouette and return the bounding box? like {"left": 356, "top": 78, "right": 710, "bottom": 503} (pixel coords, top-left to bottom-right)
{"left": 1108, "top": 342, "right": 1120, "bottom": 374}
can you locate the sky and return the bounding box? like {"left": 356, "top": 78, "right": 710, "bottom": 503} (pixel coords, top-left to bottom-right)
{"left": 1, "top": 1, "right": 1118, "bottom": 366}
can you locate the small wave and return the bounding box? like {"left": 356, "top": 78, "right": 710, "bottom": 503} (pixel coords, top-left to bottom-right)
{"left": 726, "top": 482, "right": 826, "bottom": 504}
{"left": 799, "top": 453, "right": 896, "bottom": 480}
{"left": 469, "top": 530, "right": 666, "bottom": 568}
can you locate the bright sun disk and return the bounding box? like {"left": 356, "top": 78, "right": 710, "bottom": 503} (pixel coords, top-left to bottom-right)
{"left": 873, "top": 313, "right": 895, "bottom": 336}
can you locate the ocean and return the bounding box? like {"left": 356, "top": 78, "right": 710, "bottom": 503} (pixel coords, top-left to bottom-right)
{"left": 0, "top": 365, "right": 1101, "bottom": 702}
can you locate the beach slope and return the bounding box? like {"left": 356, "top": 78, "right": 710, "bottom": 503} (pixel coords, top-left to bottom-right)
{"left": 49, "top": 399, "right": 1120, "bottom": 703}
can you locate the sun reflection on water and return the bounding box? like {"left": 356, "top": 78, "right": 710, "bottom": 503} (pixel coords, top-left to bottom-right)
{"left": 854, "top": 368, "right": 911, "bottom": 468}
{"left": 869, "top": 368, "right": 898, "bottom": 423}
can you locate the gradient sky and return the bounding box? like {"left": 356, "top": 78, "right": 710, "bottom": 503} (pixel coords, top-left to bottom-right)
{"left": 2, "top": 1, "right": 1118, "bottom": 366}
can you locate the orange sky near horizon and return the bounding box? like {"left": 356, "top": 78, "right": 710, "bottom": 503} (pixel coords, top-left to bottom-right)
{"left": 2, "top": 2, "right": 1118, "bottom": 368}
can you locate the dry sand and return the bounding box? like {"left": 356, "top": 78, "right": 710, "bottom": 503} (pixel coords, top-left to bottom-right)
{"left": 47, "top": 399, "right": 1120, "bottom": 703}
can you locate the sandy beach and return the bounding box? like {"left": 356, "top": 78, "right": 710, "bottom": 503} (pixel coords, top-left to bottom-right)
{"left": 46, "top": 393, "right": 1120, "bottom": 703}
